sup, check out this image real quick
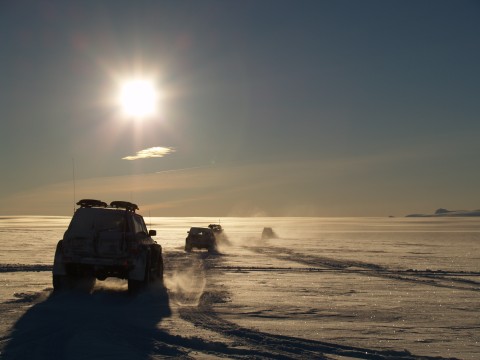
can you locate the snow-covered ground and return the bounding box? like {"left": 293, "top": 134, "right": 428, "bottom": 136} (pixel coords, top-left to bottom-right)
{"left": 0, "top": 216, "right": 479, "bottom": 359}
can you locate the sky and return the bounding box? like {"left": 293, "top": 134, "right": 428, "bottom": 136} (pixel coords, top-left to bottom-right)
{"left": 0, "top": 0, "right": 479, "bottom": 217}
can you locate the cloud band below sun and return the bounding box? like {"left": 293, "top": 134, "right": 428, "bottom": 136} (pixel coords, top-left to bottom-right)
{"left": 122, "top": 146, "right": 175, "bottom": 160}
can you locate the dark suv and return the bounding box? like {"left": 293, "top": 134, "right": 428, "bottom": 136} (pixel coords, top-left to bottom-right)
{"left": 52, "top": 199, "right": 163, "bottom": 294}
{"left": 185, "top": 227, "right": 217, "bottom": 252}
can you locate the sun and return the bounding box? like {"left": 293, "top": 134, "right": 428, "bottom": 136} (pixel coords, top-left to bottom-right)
{"left": 118, "top": 79, "right": 158, "bottom": 118}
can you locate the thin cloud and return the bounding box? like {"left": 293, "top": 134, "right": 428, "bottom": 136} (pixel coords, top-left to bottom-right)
{"left": 122, "top": 146, "right": 175, "bottom": 160}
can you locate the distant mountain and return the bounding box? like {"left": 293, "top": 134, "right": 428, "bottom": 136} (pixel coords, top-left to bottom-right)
{"left": 406, "top": 208, "right": 480, "bottom": 217}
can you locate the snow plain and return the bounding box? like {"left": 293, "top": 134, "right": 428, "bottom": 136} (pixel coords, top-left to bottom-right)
{"left": 0, "top": 216, "right": 479, "bottom": 359}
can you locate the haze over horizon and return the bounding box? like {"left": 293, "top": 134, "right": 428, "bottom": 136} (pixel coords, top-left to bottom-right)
{"left": 1, "top": 1, "right": 479, "bottom": 217}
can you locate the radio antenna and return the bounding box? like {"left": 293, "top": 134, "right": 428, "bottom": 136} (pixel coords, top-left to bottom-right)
{"left": 72, "top": 158, "right": 76, "bottom": 214}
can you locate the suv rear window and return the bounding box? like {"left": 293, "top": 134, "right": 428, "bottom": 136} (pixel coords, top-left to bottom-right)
{"left": 68, "top": 208, "right": 127, "bottom": 233}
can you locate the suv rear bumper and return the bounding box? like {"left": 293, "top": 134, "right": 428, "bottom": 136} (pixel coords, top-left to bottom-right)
{"left": 59, "top": 256, "right": 134, "bottom": 280}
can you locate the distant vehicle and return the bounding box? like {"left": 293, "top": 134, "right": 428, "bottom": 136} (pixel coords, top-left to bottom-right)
{"left": 185, "top": 227, "right": 217, "bottom": 252}
{"left": 208, "top": 224, "right": 223, "bottom": 233}
{"left": 208, "top": 223, "right": 230, "bottom": 245}
{"left": 261, "top": 227, "right": 277, "bottom": 240}
{"left": 52, "top": 199, "right": 163, "bottom": 294}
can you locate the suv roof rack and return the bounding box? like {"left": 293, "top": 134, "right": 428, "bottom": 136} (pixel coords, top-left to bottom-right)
{"left": 110, "top": 201, "right": 139, "bottom": 212}
{"left": 77, "top": 199, "right": 108, "bottom": 208}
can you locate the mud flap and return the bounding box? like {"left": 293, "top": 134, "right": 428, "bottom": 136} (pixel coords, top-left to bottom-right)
{"left": 52, "top": 241, "right": 67, "bottom": 276}
{"left": 128, "top": 251, "right": 147, "bottom": 281}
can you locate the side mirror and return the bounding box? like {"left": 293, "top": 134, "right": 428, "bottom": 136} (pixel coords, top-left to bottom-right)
{"left": 148, "top": 230, "right": 156, "bottom": 236}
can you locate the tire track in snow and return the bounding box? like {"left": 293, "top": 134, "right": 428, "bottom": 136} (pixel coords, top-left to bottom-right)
{"left": 179, "top": 299, "right": 456, "bottom": 360}
{"left": 175, "top": 253, "right": 458, "bottom": 360}
{"left": 247, "top": 246, "right": 480, "bottom": 292}
{"left": 0, "top": 264, "right": 52, "bottom": 272}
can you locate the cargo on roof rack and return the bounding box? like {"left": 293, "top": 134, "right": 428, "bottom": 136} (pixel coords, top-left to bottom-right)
{"left": 76, "top": 199, "right": 107, "bottom": 208}
{"left": 110, "top": 201, "right": 139, "bottom": 212}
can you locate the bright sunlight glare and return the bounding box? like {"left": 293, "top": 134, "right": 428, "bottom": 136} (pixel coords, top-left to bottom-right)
{"left": 119, "top": 79, "right": 158, "bottom": 118}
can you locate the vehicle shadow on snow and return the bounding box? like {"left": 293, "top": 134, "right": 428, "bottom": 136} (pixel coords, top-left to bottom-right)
{"left": 1, "top": 286, "right": 294, "bottom": 360}
{"left": 1, "top": 284, "right": 176, "bottom": 360}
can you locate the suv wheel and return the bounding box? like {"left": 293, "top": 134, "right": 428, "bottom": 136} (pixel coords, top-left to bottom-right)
{"left": 53, "top": 274, "right": 70, "bottom": 291}
{"left": 152, "top": 251, "right": 164, "bottom": 285}
{"left": 128, "top": 255, "right": 150, "bottom": 295}
{"left": 128, "top": 278, "right": 143, "bottom": 295}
